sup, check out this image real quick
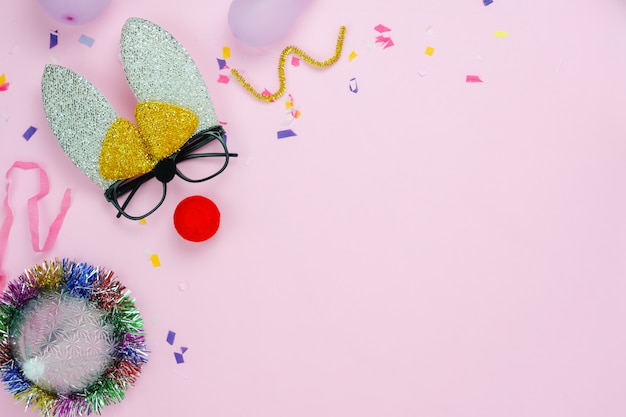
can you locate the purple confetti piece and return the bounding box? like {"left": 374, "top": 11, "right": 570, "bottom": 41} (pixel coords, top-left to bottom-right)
{"left": 180, "top": 346, "right": 188, "bottom": 354}
{"left": 49, "top": 30, "right": 58, "bottom": 49}
{"left": 277, "top": 129, "right": 297, "bottom": 139}
{"left": 79, "top": 34, "right": 95, "bottom": 48}
{"left": 217, "top": 58, "right": 228, "bottom": 70}
{"left": 174, "top": 352, "right": 185, "bottom": 364}
{"left": 166, "top": 330, "right": 176, "bottom": 345}
{"left": 22, "top": 126, "right": 37, "bottom": 141}
{"left": 349, "top": 77, "right": 358, "bottom": 93}
{"left": 483, "top": 0, "right": 493, "bottom": 5}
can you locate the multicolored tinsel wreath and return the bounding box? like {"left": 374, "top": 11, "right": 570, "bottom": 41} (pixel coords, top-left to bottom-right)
{"left": 0, "top": 259, "right": 148, "bottom": 417}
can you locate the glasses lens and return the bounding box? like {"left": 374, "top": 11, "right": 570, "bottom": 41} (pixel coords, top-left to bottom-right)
{"left": 110, "top": 177, "right": 165, "bottom": 220}
{"left": 176, "top": 137, "right": 229, "bottom": 182}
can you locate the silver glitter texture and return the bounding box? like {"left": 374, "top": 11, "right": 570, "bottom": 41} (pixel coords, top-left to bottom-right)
{"left": 42, "top": 65, "right": 117, "bottom": 191}
{"left": 120, "top": 18, "right": 220, "bottom": 133}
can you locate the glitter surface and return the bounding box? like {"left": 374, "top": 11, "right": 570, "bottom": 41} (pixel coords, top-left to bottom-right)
{"left": 42, "top": 65, "right": 117, "bottom": 191}
{"left": 99, "top": 102, "right": 198, "bottom": 180}
{"left": 120, "top": 18, "right": 219, "bottom": 133}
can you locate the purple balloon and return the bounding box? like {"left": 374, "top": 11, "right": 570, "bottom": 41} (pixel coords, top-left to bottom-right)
{"left": 228, "top": 0, "right": 312, "bottom": 48}
{"left": 37, "top": 0, "right": 111, "bottom": 25}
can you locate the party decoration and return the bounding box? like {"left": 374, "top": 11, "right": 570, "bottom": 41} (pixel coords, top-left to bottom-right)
{"left": 0, "top": 259, "right": 148, "bottom": 417}
{"left": 228, "top": 0, "right": 312, "bottom": 48}
{"left": 37, "top": 0, "right": 111, "bottom": 25}
{"left": 41, "top": 18, "right": 238, "bottom": 220}
{"left": 231, "top": 25, "right": 346, "bottom": 102}
{"left": 173, "top": 196, "right": 221, "bottom": 242}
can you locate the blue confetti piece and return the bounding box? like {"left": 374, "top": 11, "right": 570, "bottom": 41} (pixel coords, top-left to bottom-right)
{"left": 180, "top": 346, "right": 188, "bottom": 354}
{"left": 277, "top": 129, "right": 297, "bottom": 139}
{"left": 174, "top": 352, "right": 185, "bottom": 364}
{"left": 79, "top": 34, "right": 95, "bottom": 48}
{"left": 166, "top": 330, "right": 176, "bottom": 345}
{"left": 483, "top": 0, "right": 493, "bottom": 5}
{"left": 217, "top": 58, "right": 228, "bottom": 70}
{"left": 49, "top": 30, "right": 58, "bottom": 49}
{"left": 22, "top": 126, "right": 37, "bottom": 141}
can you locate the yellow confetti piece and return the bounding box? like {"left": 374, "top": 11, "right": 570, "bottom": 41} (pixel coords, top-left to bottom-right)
{"left": 348, "top": 50, "right": 358, "bottom": 61}
{"left": 223, "top": 46, "right": 231, "bottom": 59}
{"left": 424, "top": 46, "right": 435, "bottom": 56}
{"left": 494, "top": 31, "right": 508, "bottom": 38}
{"left": 150, "top": 254, "right": 161, "bottom": 267}
{"left": 138, "top": 218, "right": 147, "bottom": 224}
{"left": 0, "top": 74, "right": 6, "bottom": 84}
{"left": 285, "top": 101, "right": 293, "bottom": 109}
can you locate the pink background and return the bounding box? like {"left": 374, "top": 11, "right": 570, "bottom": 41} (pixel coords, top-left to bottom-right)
{"left": 2, "top": 0, "right": 626, "bottom": 416}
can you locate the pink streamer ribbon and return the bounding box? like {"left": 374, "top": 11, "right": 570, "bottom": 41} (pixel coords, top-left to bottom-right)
{"left": 0, "top": 162, "right": 71, "bottom": 291}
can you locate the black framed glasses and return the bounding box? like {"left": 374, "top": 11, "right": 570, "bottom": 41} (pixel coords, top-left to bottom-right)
{"left": 104, "top": 126, "right": 238, "bottom": 220}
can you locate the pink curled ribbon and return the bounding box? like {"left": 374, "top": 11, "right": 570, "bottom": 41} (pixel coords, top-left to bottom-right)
{"left": 0, "top": 162, "right": 72, "bottom": 291}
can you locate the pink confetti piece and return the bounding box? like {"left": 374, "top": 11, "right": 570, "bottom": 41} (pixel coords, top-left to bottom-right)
{"left": 465, "top": 75, "right": 483, "bottom": 83}
{"left": 217, "top": 74, "right": 230, "bottom": 84}
{"left": 374, "top": 24, "right": 391, "bottom": 33}
{"left": 291, "top": 56, "right": 300, "bottom": 66}
{"left": 261, "top": 88, "right": 272, "bottom": 97}
{"left": 0, "top": 83, "right": 9, "bottom": 92}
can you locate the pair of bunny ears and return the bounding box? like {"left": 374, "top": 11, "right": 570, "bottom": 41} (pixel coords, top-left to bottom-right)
{"left": 42, "top": 18, "right": 221, "bottom": 192}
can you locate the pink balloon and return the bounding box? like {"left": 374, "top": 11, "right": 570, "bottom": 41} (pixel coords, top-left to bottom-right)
{"left": 37, "top": 0, "right": 111, "bottom": 25}
{"left": 228, "top": 0, "right": 312, "bottom": 48}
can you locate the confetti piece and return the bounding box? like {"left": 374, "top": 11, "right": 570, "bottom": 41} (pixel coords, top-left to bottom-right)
{"left": 277, "top": 129, "right": 297, "bottom": 139}
{"left": 261, "top": 88, "right": 272, "bottom": 98}
{"left": 0, "top": 74, "right": 8, "bottom": 91}
{"left": 466, "top": 75, "right": 483, "bottom": 83}
{"left": 174, "top": 352, "right": 185, "bottom": 364}
{"left": 138, "top": 218, "right": 147, "bottom": 224}
{"left": 348, "top": 50, "right": 358, "bottom": 61}
{"left": 291, "top": 56, "right": 300, "bottom": 66}
{"left": 79, "top": 34, "right": 95, "bottom": 48}
{"left": 22, "top": 126, "right": 37, "bottom": 141}
{"left": 374, "top": 24, "right": 391, "bottom": 33}
{"left": 349, "top": 77, "right": 358, "bottom": 93}
{"left": 222, "top": 46, "right": 231, "bottom": 59}
{"left": 417, "top": 67, "right": 427, "bottom": 77}
{"left": 556, "top": 56, "right": 563, "bottom": 73}
{"left": 426, "top": 26, "right": 436, "bottom": 36}
{"left": 494, "top": 31, "right": 508, "bottom": 37}
{"left": 384, "top": 39, "right": 395, "bottom": 49}
{"left": 217, "top": 74, "right": 230, "bottom": 84}
{"left": 424, "top": 46, "right": 435, "bottom": 56}
{"left": 217, "top": 58, "right": 228, "bottom": 70}
{"left": 483, "top": 0, "right": 493, "bottom": 5}
{"left": 150, "top": 253, "right": 161, "bottom": 267}
{"left": 180, "top": 347, "right": 188, "bottom": 354}
{"left": 178, "top": 282, "right": 189, "bottom": 291}
{"left": 49, "top": 30, "right": 58, "bottom": 49}
{"left": 166, "top": 331, "right": 176, "bottom": 345}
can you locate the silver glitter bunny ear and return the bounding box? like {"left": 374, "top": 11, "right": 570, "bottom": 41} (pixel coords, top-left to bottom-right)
{"left": 42, "top": 65, "right": 118, "bottom": 191}
{"left": 41, "top": 18, "right": 237, "bottom": 220}
{"left": 120, "top": 17, "right": 219, "bottom": 133}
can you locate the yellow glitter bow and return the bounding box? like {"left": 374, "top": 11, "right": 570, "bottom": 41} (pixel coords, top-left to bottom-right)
{"left": 99, "top": 101, "right": 199, "bottom": 180}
